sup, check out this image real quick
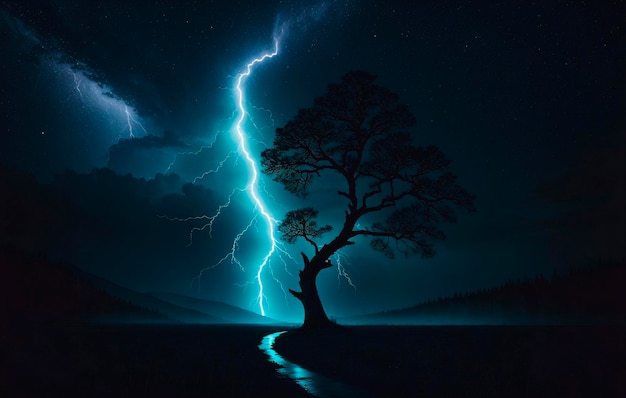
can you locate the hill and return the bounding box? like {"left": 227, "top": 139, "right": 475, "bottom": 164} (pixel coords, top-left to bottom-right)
{"left": 67, "top": 265, "right": 227, "bottom": 324}
{"left": 69, "top": 265, "right": 284, "bottom": 324}
{"left": 0, "top": 245, "right": 166, "bottom": 323}
{"left": 149, "top": 292, "right": 283, "bottom": 325}
{"left": 0, "top": 245, "right": 284, "bottom": 325}
{"left": 342, "top": 262, "right": 626, "bottom": 325}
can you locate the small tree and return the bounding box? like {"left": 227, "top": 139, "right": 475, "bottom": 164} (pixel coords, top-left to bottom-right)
{"left": 262, "top": 71, "right": 475, "bottom": 328}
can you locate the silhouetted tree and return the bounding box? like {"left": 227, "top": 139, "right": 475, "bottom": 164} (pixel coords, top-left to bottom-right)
{"left": 262, "top": 71, "right": 475, "bottom": 328}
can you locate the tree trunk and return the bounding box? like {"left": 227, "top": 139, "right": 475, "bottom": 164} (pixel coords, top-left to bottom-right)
{"left": 289, "top": 255, "right": 334, "bottom": 329}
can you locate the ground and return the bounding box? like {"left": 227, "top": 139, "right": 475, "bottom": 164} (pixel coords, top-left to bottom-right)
{"left": 2, "top": 323, "right": 623, "bottom": 397}
{"left": 1, "top": 323, "right": 308, "bottom": 397}
{"left": 275, "top": 325, "right": 625, "bottom": 397}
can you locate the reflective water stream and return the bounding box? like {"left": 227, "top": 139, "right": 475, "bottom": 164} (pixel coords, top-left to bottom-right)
{"left": 259, "top": 331, "right": 367, "bottom": 398}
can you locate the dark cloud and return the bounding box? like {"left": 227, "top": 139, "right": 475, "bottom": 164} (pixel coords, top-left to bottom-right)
{"left": 110, "top": 131, "right": 189, "bottom": 152}
{"left": 0, "top": 167, "right": 253, "bottom": 302}
{"left": 2, "top": 1, "right": 284, "bottom": 138}
{"left": 107, "top": 131, "right": 189, "bottom": 177}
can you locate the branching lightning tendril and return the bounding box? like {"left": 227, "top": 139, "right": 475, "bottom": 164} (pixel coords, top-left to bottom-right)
{"left": 233, "top": 38, "right": 281, "bottom": 316}
{"left": 124, "top": 105, "right": 148, "bottom": 138}
{"left": 335, "top": 251, "right": 357, "bottom": 292}
{"left": 163, "top": 14, "right": 354, "bottom": 318}
{"left": 162, "top": 33, "right": 287, "bottom": 317}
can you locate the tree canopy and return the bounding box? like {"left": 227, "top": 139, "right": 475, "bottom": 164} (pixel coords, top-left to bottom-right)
{"left": 262, "top": 71, "right": 475, "bottom": 260}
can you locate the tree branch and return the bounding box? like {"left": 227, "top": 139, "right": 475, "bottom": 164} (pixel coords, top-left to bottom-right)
{"left": 300, "top": 251, "right": 310, "bottom": 267}
{"left": 289, "top": 289, "right": 303, "bottom": 301}
{"left": 262, "top": 70, "right": 474, "bottom": 273}
{"left": 303, "top": 235, "right": 320, "bottom": 254}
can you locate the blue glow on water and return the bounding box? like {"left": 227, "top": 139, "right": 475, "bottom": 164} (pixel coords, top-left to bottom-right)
{"left": 259, "top": 331, "right": 368, "bottom": 398}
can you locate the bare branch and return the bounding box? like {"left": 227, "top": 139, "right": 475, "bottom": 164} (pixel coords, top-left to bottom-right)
{"left": 289, "top": 289, "right": 303, "bottom": 301}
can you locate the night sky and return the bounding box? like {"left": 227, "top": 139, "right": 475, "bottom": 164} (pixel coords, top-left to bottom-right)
{"left": 1, "top": 0, "right": 624, "bottom": 323}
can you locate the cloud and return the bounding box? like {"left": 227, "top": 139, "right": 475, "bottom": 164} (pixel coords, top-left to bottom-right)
{"left": 107, "top": 131, "right": 190, "bottom": 177}
{"left": 1, "top": 1, "right": 278, "bottom": 142}
{"left": 110, "top": 131, "right": 189, "bottom": 151}
{"left": 0, "top": 166, "right": 244, "bottom": 295}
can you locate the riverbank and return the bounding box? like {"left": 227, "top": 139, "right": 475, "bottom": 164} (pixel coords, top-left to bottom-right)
{"left": 1, "top": 323, "right": 308, "bottom": 397}
{"left": 274, "top": 325, "right": 624, "bottom": 397}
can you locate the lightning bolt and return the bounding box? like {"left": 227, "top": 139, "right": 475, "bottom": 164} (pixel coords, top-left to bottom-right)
{"left": 161, "top": 33, "right": 286, "bottom": 317}
{"left": 163, "top": 14, "right": 348, "bottom": 318}
{"left": 334, "top": 252, "right": 357, "bottom": 292}
{"left": 192, "top": 151, "right": 235, "bottom": 184}
{"left": 233, "top": 37, "right": 281, "bottom": 316}
{"left": 124, "top": 104, "right": 148, "bottom": 139}
{"left": 163, "top": 119, "right": 230, "bottom": 175}
{"left": 158, "top": 187, "right": 245, "bottom": 247}
{"left": 193, "top": 215, "right": 257, "bottom": 292}
{"left": 62, "top": 63, "right": 149, "bottom": 142}
{"left": 72, "top": 72, "right": 85, "bottom": 103}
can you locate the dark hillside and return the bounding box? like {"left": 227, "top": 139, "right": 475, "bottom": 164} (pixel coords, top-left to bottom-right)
{"left": 0, "top": 245, "right": 165, "bottom": 323}
{"left": 344, "top": 262, "right": 626, "bottom": 325}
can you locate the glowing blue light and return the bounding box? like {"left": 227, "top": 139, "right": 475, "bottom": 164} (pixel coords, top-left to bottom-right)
{"left": 164, "top": 34, "right": 286, "bottom": 316}
{"left": 162, "top": 10, "right": 349, "bottom": 320}
{"left": 54, "top": 61, "right": 149, "bottom": 142}
{"left": 233, "top": 37, "right": 281, "bottom": 316}
{"left": 335, "top": 252, "right": 357, "bottom": 292}
{"left": 259, "top": 331, "right": 365, "bottom": 396}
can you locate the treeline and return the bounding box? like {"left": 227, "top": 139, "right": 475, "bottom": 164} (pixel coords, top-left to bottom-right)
{"left": 381, "top": 262, "right": 626, "bottom": 324}
{"left": 0, "top": 245, "right": 167, "bottom": 323}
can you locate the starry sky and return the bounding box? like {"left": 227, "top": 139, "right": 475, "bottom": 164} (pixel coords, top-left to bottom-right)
{"left": 1, "top": 0, "right": 624, "bottom": 322}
